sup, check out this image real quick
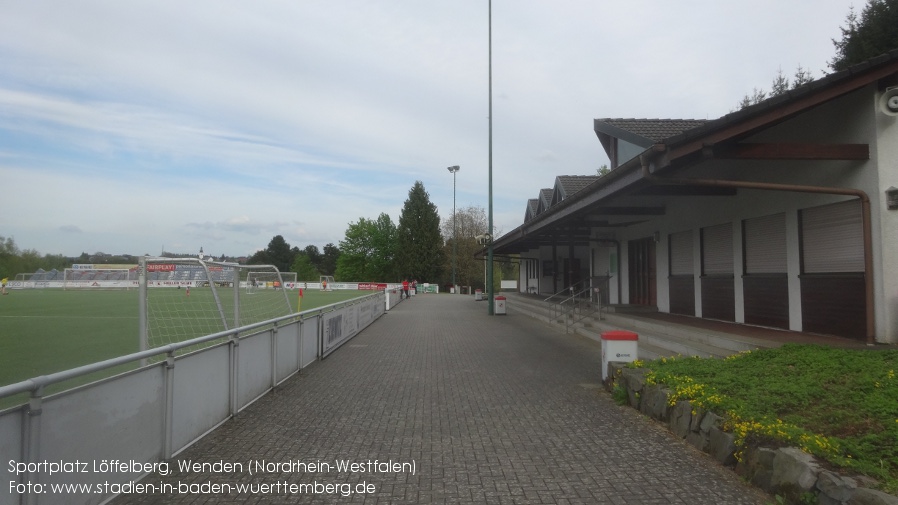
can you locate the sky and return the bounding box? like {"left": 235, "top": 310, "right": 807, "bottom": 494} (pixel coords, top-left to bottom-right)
{"left": 0, "top": 0, "right": 861, "bottom": 259}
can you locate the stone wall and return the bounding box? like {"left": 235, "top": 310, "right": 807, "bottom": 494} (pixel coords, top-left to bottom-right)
{"left": 606, "top": 363, "right": 898, "bottom": 505}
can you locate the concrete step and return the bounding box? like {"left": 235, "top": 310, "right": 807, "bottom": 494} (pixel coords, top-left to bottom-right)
{"left": 574, "top": 319, "right": 735, "bottom": 359}
{"left": 504, "top": 293, "right": 776, "bottom": 360}
{"left": 598, "top": 312, "right": 774, "bottom": 354}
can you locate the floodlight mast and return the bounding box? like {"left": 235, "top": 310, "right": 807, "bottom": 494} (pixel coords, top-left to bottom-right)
{"left": 448, "top": 165, "right": 460, "bottom": 291}
{"left": 487, "top": 0, "right": 494, "bottom": 315}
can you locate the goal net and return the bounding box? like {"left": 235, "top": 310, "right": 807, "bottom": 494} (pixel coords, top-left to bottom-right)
{"left": 320, "top": 275, "right": 335, "bottom": 291}
{"left": 63, "top": 268, "right": 137, "bottom": 289}
{"left": 139, "top": 257, "right": 295, "bottom": 353}
{"left": 247, "top": 270, "right": 296, "bottom": 294}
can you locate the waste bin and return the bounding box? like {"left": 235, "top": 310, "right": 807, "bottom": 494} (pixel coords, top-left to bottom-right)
{"left": 474, "top": 289, "right": 483, "bottom": 301}
{"left": 495, "top": 296, "right": 506, "bottom": 315}
{"left": 600, "top": 330, "right": 638, "bottom": 382}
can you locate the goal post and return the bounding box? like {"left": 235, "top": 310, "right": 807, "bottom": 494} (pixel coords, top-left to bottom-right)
{"left": 246, "top": 270, "right": 297, "bottom": 294}
{"left": 138, "top": 257, "right": 295, "bottom": 353}
{"left": 320, "top": 275, "right": 335, "bottom": 291}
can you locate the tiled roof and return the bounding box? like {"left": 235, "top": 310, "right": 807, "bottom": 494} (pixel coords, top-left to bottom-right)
{"left": 598, "top": 118, "right": 707, "bottom": 143}
{"left": 527, "top": 198, "right": 538, "bottom": 214}
{"left": 556, "top": 175, "right": 600, "bottom": 197}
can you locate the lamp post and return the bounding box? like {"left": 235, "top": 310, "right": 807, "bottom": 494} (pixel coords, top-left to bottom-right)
{"left": 447, "top": 165, "right": 460, "bottom": 292}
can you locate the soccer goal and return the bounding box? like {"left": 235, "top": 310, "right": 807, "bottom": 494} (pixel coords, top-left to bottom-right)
{"left": 320, "top": 275, "right": 335, "bottom": 291}
{"left": 247, "top": 270, "right": 297, "bottom": 294}
{"left": 63, "top": 267, "right": 137, "bottom": 290}
{"left": 139, "top": 257, "right": 295, "bottom": 353}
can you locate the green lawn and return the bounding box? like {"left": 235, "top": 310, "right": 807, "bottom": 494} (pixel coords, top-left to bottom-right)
{"left": 624, "top": 344, "right": 898, "bottom": 493}
{"left": 0, "top": 288, "right": 369, "bottom": 391}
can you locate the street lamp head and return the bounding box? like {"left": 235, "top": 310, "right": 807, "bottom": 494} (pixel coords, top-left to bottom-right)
{"left": 447, "top": 165, "right": 460, "bottom": 173}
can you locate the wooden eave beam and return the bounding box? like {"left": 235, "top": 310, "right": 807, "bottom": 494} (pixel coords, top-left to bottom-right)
{"left": 714, "top": 143, "right": 869, "bottom": 160}
{"left": 590, "top": 206, "right": 665, "bottom": 216}
{"left": 635, "top": 185, "right": 737, "bottom": 196}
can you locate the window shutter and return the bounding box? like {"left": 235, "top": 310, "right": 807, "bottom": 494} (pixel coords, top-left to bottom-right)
{"left": 744, "top": 213, "right": 787, "bottom": 274}
{"left": 801, "top": 200, "right": 863, "bottom": 273}
{"left": 702, "top": 223, "right": 733, "bottom": 275}
{"left": 669, "top": 230, "right": 693, "bottom": 275}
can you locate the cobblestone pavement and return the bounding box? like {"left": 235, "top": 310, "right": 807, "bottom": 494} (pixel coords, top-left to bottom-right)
{"left": 118, "top": 294, "right": 770, "bottom": 504}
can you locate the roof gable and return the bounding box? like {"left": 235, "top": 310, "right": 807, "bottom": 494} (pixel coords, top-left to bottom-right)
{"left": 594, "top": 119, "right": 707, "bottom": 168}
{"left": 524, "top": 198, "right": 539, "bottom": 222}
{"left": 536, "top": 188, "right": 553, "bottom": 214}
{"left": 552, "top": 175, "right": 601, "bottom": 205}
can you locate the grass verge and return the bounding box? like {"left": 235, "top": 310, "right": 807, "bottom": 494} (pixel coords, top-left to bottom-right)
{"left": 629, "top": 344, "right": 898, "bottom": 493}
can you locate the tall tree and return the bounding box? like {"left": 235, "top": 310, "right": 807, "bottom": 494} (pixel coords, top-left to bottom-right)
{"left": 320, "top": 243, "right": 340, "bottom": 276}
{"left": 302, "top": 245, "right": 322, "bottom": 271}
{"left": 441, "top": 205, "right": 489, "bottom": 289}
{"left": 792, "top": 65, "right": 814, "bottom": 89}
{"left": 291, "top": 254, "right": 320, "bottom": 281}
{"left": 336, "top": 213, "right": 397, "bottom": 281}
{"left": 397, "top": 181, "right": 444, "bottom": 282}
{"left": 248, "top": 235, "right": 297, "bottom": 273}
{"left": 0, "top": 236, "right": 19, "bottom": 280}
{"left": 830, "top": 0, "right": 898, "bottom": 71}
{"left": 770, "top": 67, "right": 790, "bottom": 96}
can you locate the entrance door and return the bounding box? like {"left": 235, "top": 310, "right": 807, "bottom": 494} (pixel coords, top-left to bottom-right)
{"left": 563, "top": 258, "right": 582, "bottom": 291}
{"left": 628, "top": 237, "right": 656, "bottom": 306}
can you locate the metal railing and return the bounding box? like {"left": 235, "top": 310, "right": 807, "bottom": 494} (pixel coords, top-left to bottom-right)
{"left": 0, "top": 292, "right": 385, "bottom": 505}
{"left": 543, "top": 279, "right": 600, "bottom": 333}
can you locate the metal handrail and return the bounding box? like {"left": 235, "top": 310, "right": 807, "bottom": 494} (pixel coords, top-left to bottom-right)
{"left": 543, "top": 278, "right": 591, "bottom": 307}
{"left": 555, "top": 286, "right": 598, "bottom": 333}
{"left": 544, "top": 278, "right": 591, "bottom": 322}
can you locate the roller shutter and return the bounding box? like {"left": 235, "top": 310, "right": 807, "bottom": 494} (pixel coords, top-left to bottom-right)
{"left": 801, "top": 200, "right": 863, "bottom": 273}
{"left": 744, "top": 213, "right": 787, "bottom": 274}
{"left": 702, "top": 223, "right": 733, "bottom": 275}
{"left": 743, "top": 213, "right": 788, "bottom": 329}
{"left": 669, "top": 230, "right": 693, "bottom": 275}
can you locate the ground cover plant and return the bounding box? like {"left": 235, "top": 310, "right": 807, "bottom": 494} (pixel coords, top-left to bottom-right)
{"left": 0, "top": 288, "right": 368, "bottom": 407}
{"left": 627, "top": 344, "right": 898, "bottom": 492}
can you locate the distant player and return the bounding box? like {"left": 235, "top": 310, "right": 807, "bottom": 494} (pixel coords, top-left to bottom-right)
{"left": 1, "top": 277, "right": 8, "bottom": 295}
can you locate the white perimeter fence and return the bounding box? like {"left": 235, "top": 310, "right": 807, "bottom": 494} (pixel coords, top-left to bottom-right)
{"left": 0, "top": 291, "right": 387, "bottom": 505}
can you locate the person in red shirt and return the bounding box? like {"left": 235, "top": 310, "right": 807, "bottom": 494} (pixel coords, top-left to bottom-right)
{"left": 402, "top": 279, "right": 409, "bottom": 299}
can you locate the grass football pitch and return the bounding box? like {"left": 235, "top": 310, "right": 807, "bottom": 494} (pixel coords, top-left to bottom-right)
{"left": 0, "top": 288, "right": 369, "bottom": 392}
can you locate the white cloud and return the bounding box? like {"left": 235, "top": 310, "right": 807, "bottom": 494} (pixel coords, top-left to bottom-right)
{"left": 0, "top": 0, "right": 859, "bottom": 257}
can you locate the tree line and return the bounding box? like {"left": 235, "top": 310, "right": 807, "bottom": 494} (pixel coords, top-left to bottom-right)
{"left": 1, "top": 180, "right": 512, "bottom": 290}
{"left": 247, "top": 180, "right": 511, "bottom": 289}
{"left": 0, "top": 236, "right": 70, "bottom": 280}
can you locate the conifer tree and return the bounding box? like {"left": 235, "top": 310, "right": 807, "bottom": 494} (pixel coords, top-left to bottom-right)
{"left": 397, "top": 181, "right": 445, "bottom": 282}
{"left": 830, "top": 0, "right": 898, "bottom": 72}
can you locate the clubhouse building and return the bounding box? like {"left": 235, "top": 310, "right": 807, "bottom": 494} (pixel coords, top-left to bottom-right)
{"left": 494, "top": 49, "right": 898, "bottom": 345}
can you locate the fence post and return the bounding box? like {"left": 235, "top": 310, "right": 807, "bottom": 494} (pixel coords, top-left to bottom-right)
{"left": 270, "top": 322, "right": 278, "bottom": 388}
{"left": 229, "top": 334, "right": 240, "bottom": 417}
{"left": 298, "top": 318, "right": 304, "bottom": 375}
{"left": 23, "top": 387, "right": 44, "bottom": 505}
{"left": 162, "top": 352, "right": 175, "bottom": 459}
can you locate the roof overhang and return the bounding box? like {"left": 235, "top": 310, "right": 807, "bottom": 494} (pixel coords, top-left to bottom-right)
{"left": 488, "top": 49, "right": 898, "bottom": 257}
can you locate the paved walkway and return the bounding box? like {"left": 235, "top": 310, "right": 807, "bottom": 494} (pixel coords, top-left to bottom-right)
{"left": 120, "top": 294, "right": 769, "bottom": 504}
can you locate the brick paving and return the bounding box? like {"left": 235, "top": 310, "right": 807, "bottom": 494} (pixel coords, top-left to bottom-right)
{"left": 118, "top": 294, "right": 770, "bottom": 504}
